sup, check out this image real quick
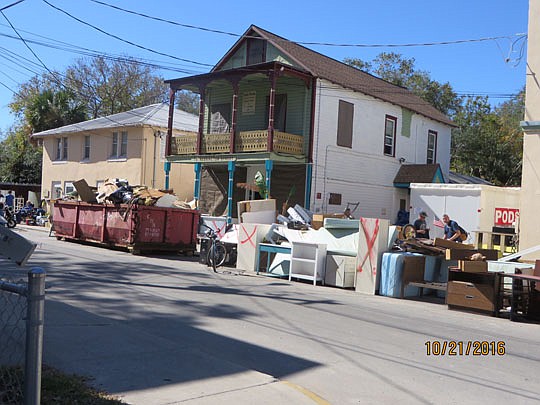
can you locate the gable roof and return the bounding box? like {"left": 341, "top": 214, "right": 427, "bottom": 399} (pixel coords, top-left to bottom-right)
{"left": 394, "top": 164, "right": 446, "bottom": 187}
{"left": 31, "top": 103, "right": 199, "bottom": 138}
{"left": 214, "top": 25, "right": 454, "bottom": 127}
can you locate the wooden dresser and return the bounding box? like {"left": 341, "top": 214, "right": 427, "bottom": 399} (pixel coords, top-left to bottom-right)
{"left": 447, "top": 270, "right": 502, "bottom": 316}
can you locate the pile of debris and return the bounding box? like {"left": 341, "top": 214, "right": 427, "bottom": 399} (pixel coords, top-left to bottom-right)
{"left": 72, "top": 178, "right": 195, "bottom": 209}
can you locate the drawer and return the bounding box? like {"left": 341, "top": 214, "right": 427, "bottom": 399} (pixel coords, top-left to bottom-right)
{"left": 447, "top": 281, "right": 493, "bottom": 297}
{"left": 447, "top": 292, "right": 494, "bottom": 311}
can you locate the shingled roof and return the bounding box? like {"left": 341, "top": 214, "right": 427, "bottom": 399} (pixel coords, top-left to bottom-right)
{"left": 393, "top": 164, "right": 445, "bottom": 185}
{"left": 215, "top": 25, "right": 454, "bottom": 127}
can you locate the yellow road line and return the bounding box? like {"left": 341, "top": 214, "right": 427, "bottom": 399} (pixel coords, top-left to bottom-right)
{"left": 281, "top": 380, "right": 331, "bottom": 405}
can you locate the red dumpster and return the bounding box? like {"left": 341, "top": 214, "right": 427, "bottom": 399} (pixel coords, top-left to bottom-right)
{"left": 52, "top": 201, "right": 200, "bottom": 254}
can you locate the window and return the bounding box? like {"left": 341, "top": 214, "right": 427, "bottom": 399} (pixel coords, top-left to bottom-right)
{"left": 246, "top": 37, "right": 266, "bottom": 65}
{"left": 337, "top": 100, "right": 354, "bottom": 148}
{"left": 111, "top": 131, "right": 128, "bottom": 158}
{"left": 120, "top": 131, "right": 128, "bottom": 157}
{"left": 52, "top": 181, "right": 62, "bottom": 199}
{"left": 64, "top": 181, "right": 74, "bottom": 195}
{"left": 384, "top": 115, "right": 397, "bottom": 157}
{"left": 427, "top": 130, "right": 437, "bottom": 164}
{"left": 83, "top": 135, "right": 90, "bottom": 160}
{"left": 328, "top": 193, "right": 342, "bottom": 205}
{"left": 55, "top": 137, "right": 68, "bottom": 160}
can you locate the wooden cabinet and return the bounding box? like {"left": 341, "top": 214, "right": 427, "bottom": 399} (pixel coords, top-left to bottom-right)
{"left": 447, "top": 271, "right": 501, "bottom": 315}
{"left": 289, "top": 242, "right": 327, "bottom": 285}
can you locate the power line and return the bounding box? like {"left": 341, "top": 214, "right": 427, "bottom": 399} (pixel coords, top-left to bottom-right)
{"left": 42, "top": 0, "right": 214, "bottom": 67}
{"left": 0, "top": 78, "right": 16, "bottom": 93}
{"left": 0, "top": 30, "right": 205, "bottom": 75}
{"left": 0, "top": 0, "right": 25, "bottom": 12}
{"left": 90, "top": 0, "right": 526, "bottom": 49}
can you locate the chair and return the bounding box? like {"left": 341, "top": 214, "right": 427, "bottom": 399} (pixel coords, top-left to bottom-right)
{"left": 510, "top": 260, "right": 540, "bottom": 321}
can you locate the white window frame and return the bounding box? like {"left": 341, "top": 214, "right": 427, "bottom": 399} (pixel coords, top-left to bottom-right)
{"left": 83, "top": 135, "right": 91, "bottom": 160}
{"left": 110, "top": 131, "right": 128, "bottom": 159}
{"left": 383, "top": 115, "right": 397, "bottom": 157}
{"left": 55, "top": 137, "right": 68, "bottom": 161}
{"left": 64, "top": 181, "right": 74, "bottom": 195}
{"left": 120, "top": 131, "right": 128, "bottom": 157}
{"left": 427, "top": 130, "right": 437, "bottom": 164}
{"left": 52, "top": 181, "right": 62, "bottom": 199}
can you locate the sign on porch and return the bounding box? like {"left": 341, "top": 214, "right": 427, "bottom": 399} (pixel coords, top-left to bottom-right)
{"left": 242, "top": 91, "right": 256, "bottom": 115}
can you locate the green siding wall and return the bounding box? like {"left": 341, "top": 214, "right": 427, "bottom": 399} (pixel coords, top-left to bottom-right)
{"left": 205, "top": 76, "right": 311, "bottom": 139}
{"left": 216, "top": 41, "right": 302, "bottom": 71}
{"left": 219, "top": 43, "right": 247, "bottom": 71}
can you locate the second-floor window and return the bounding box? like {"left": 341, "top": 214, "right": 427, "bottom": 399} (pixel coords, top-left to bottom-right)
{"left": 55, "top": 137, "right": 68, "bottom": 160}
{"left": 384, "top": 115, "right": 397, "bottom": 157}
{"left": 111, "top": 131, "right": 128, "bottom": 158}
{"left": 83, "top": 135, "right": 90, "bottom": 160}
{"left": 427, "top": 130, "right": 437, "bottom": 164}
{"left": 337, "top": 100, "right": 354, "bottom": 148}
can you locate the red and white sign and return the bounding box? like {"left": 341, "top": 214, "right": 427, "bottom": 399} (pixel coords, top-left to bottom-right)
{"left": 494, "top": 207, "right": 519, "bottom": 227}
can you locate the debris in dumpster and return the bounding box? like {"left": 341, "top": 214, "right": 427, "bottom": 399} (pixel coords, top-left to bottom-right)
{"left": 73, "top": 178, "right": 193, "bottom": 210}
{"left": 73, "top": 179, "right": 98, "bottom": 203}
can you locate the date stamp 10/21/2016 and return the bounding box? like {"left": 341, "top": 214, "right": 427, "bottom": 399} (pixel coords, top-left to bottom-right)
{"left": 425, "top": 341, "right": 506, "bottom": 356}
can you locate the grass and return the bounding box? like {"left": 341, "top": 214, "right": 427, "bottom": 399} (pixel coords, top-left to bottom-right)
{"left": 1, "top": 365, "right": 126, "bottom": 404}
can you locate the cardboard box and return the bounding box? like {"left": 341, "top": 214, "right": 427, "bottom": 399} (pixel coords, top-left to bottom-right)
{"left": 237, "top": 199, "right": 276, "bottom": 223}
{"left": 458, "top": 260, "right": 488, "bottom": 273}
{"left": 312, "top": 213, "right": 346, "bottom": 230}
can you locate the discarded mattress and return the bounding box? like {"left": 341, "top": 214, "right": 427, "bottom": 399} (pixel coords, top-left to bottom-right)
{"left": 380, "top": 252, "right": 422, "bottom": 298}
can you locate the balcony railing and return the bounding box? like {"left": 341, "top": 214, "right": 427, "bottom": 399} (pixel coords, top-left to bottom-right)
{"left": 170, "top": 130, "right": 304, "bottom": 156}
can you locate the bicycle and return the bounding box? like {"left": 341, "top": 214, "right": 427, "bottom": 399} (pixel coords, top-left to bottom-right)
{"left": 201, "top": 224, "right": 228, "bottom": 272}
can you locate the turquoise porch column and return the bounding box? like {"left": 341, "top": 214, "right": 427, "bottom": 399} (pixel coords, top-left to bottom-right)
{"left": 164, "top": 161, "right": 171, "bottom": 190}
{"left": 227, "top": 161, "right": 235, "bottom": 224}
{"left": 265, "top": 160, "right": 273, "bottom": 198}
{"left": 194, "top": 163, "right": 201, "bottom": 208}
{"left": 305, "top": 163, "right": 312, "bottom": 210}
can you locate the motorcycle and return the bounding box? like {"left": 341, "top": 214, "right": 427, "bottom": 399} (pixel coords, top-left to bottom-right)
{"left": 1, "top": 206, "right": 17, "bottom": 228}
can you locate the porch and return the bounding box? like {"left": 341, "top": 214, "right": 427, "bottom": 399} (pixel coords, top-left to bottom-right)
{"left": 165, "top": 61, "right": 314, "bottom": 161}
{"left": 171, "top": 130, "right": 304, "bottom": 156}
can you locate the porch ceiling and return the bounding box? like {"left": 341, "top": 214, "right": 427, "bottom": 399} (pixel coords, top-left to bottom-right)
{"left": 167, "top": 151, "right": 307, "bottom": 165}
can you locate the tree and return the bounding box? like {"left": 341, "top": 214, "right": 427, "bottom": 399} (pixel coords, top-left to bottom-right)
{"left": 344, "top": 52, "right": 460, "bottom": 116}
{"left": 0, "top": 126, "right": 42, "bottom": 184}
{"left": 3, "top": 56, "right": 170, "bottom": 183}
{"left": 176, "top": 90, "right": 200, "bottom": 115}
{"left": 26, "top": 89, "right": 87, "bottom": 133}
{"left": 64, "top": 56, "right": 168, "bottom": 118}
{"left": 451, "top": 92, "right": 524, "bottom": 186}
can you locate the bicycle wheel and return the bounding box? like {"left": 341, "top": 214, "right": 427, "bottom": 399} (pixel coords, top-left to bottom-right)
{"left": 208, "top": 243, "right": 227, "bottom": 272}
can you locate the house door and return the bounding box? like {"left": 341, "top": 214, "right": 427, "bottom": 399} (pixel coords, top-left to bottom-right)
{"left": 266, "top": 94, "right": 287, "bottom": 131}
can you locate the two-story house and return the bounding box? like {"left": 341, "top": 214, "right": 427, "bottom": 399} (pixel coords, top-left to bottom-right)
{"left": 164, "top": 25, "right": 455, "bottom": 222}
{"left": 32, "top": 103, "right": 198, "bottom": 201}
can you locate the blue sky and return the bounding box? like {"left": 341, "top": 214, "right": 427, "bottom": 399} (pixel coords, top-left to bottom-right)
{"left": 0, "top": 0, "right": 529, "bottom": 133}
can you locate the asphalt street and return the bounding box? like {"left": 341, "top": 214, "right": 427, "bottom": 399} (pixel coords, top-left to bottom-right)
{"left": 2, "top": 226, "right": 540, "bottom": 404}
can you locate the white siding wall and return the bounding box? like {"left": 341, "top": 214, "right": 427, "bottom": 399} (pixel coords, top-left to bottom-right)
{"left": 310, "top": 79, "right": 452, "bottom": 221}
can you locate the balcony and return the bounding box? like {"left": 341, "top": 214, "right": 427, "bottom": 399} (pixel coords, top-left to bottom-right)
{"left": 170, "top": 130, "right": 304, "bottom": 156}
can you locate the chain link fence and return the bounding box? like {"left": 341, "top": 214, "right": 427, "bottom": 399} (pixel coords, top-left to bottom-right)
{"left": 0, "top": 269, "right": 45, "bottom": 405}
